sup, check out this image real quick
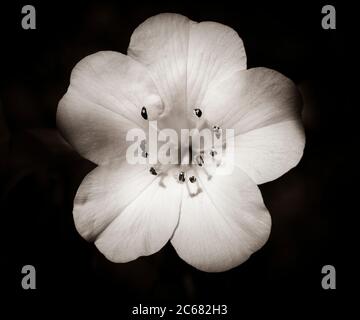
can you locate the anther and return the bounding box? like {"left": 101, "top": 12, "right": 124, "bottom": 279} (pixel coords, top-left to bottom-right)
{"left": 213, "top": 125, "right": 221, "bottom": 139}
{"left": 210, "top": 149, "right": 217, "bottom": 157}
{"left": 179, "top": 171, "right": 185, "bottom": 182}
{"left": 149, "top": 167, "right": 157, "bottom": 175}
{"left": 189, "top": 176, "right": 196, "bottom": 183}
{"left": 193, "top": 108, "right": 202, "bottom": 118}
{"left": 142, "top": 151, "right": 148, "bottom": 158}
{"left": 141, "top": 106, "right": 148, "bottom": 120}
{"left": 196, "top": 154, "right": 204, "bottom": 166}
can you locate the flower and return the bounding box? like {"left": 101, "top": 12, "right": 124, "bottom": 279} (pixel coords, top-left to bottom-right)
{"left": 57, "top": 13, "right": 305, "bottom": 272}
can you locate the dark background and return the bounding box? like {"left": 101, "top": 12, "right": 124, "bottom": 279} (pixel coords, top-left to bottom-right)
{"left": 0, "top": 0, "right": 351, "bottom": 316}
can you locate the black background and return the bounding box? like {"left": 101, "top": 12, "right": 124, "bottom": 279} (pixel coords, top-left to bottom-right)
{"left": 0, "top": 0, "right": 351, "bottom": 317}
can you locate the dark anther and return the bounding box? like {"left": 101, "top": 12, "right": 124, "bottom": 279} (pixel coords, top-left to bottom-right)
{"left": 142, "top": 151, "right": 148, "bottom": 158}
{"left": 141, "top": 106, "right": 148, "bottom": 120}
{"left": 149, "top": 167, "right": 157, "bottom": 175}
{"left": 210, "top": 149, "right": 217, "bottom": 157}
{"left": 189, "top": 176, "right": 196, "bottom": 183}
{"left": 196, "top": 154, "right": 204, "bottom": 166}
{"left": 193, "top": 108, "right": 202, "bottom": 118}
{"left": 179, "top": 171, "right": 185, "bottom": 182}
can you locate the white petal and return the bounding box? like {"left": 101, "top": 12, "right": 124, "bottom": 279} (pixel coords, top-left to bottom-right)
{"left": 171, "top": 167, "right": 271, "bottom": 272}
{"left": 202, "top": 67, "right": 302, "bottom": 135}
{"left": 57, "top": 51, "right": 163, "bottom": 165}
{"left": 94, "top": 171, "right": 182, "bottom": 263}
{"left": 128, "top": 14, "right": 190, "bottom": 112}
{"left": 75, "top": 162, "right": 182, "bottom": 262}
{"left": 74, "top": 162, "right": 156, "bottom": 241}
{"left": 232, "top": 120, "right": 305, "bottom": 184}
{"left": 202, "top": 67, "right": 305, "bottom": 184}
{"left": 128, "top": 14, "right": 247, "bottom": 116}
{"left": 187, "top": 21, "right": 246, "bottom": 110}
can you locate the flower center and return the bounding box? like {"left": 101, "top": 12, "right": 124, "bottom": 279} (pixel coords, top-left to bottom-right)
{"left": 140, "top": 106, "right": 226, "bottom": 195}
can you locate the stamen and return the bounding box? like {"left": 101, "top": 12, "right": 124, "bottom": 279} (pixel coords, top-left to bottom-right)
{"left": 141, "top": 106, "right": 148, "bottom": 120}
{"left": 189, "top": 176, "right": 196, "bottom": 183}
{"left": 179, "top": 171, "right": 185, "bottom": 182}
{"left": 140, "top": 139, "right": 148, "bottom": 158}
{"left": 195, "top": 154, "right": 204, "bottom": 166}
{"left": 149, "top": 167, "right": 157, "bottom": 175}
{"left": 210, "top": 149, "right": 217, "bottom": 157}
{"left": 193, "top": 108, "right": 202, "bottom": 118}
{"left": 213, "top": 125, "right": 221, "bottom": 139}
{"left": 140, "top": 139, "right": 146, "bottom": 151}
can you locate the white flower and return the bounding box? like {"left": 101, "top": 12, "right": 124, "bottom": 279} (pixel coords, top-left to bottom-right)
{"left": 57, "top": 13, "right": 305, "bottom": 272}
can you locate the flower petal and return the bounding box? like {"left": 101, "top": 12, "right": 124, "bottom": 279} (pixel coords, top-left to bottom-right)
{"left": 202, "top": 67, "right": 305, "bottom": 184}
{"left": 74, "top": 161, "right": 182, "bottom": 262}
{"left": 74, "top": 162, "right": 155, "bottom": 241}
{"left": 171, "top": 167, "right": 271, "bottom": 272}
{"left": 94, "top": 171, "right": 182, "bottom": 263}
{"left": 202, "top": 67, "right": 302, "bottom": 135}
{"left": 232, "top": 120, "right": 305, "bottom": 184}
{"left": 128, "top": 14, "right": 247, "bottom": 115}
{"left": 57, "top": 51, "right": 163, "bottom": 165}
{"left": 128, "top": 13, "right": 191, "bottom": 112}
{"left": 187, "top": 21, "right": 247, "bottom": 110}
